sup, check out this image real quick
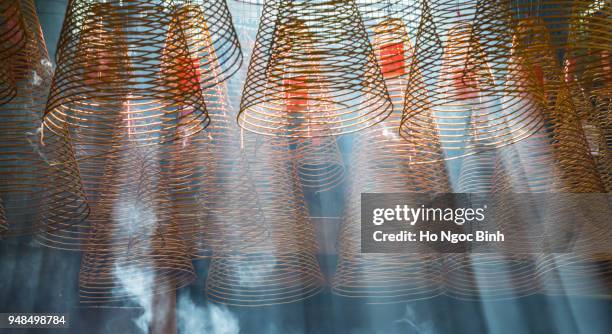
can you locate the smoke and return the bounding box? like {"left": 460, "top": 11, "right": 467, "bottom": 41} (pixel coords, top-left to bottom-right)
{"left": 114, "top": 263, "right": 155, "bottom": 334}
{"left": 236, "top": 255, "right": 278, "bottom": 287}
{"left": 177, "top": 294, "right": 239, "bottom": 334}
{"left": 394, "top": 304, "right": 435, "bottom": 334}
{"left": 111, "top": 153, "right": 159, "bottom": 334}
{"left": 25, "top": 125, "right": 50, "bottom": 165}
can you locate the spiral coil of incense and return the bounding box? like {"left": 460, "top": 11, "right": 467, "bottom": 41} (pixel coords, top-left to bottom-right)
{"left": 357, "top": 1, "right": 419, "bottom": 80}
{"left": 486, "top": 45, "right": 608, "bottom": 296}
{"left": 294, "top": 135, "right": 345, "bottom": 193}
{"left": 400, "top": 0, "right": 547, "bottom": 160}
{"left": 42, "top": 0, "right": 210, "bottom": 153}
{"left": 332, "top": 24, "right": 451, "bottom": 301}
{"left": 169, "top": 0, "right": 243, "bottom": 87}
{"left": 170, "top": 88, "right": 267, "bottom": 259}
{"left": 500, "top": 0, "right": 611, "bottom": 92}
{"left": 332, "top": 105, "right": 451, "bottom": 302}
{"left": 238, "top": 0, "right": 392, "bottom": 137}
{"left": 446, "top": 82, "right": 604, "bottom": 298}
{"left": 443, "top": 145, "right": 541, "bottom": 300}
{"left": 1, "top": 0, "right": 89, "bottom": 238}
{"left": 206, "top": 135, "right": 324, "bottom": 306}
{"left": 0, "top": 0, "right": 28, "bottom": 105}
{"left": 156, "top": 3, "right": 266, "bottom": 258}
{"left": 79, "top": 145, "right": 195, "bottom": 304}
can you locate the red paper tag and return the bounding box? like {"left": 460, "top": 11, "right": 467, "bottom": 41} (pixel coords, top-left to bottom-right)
{"left": 174, "top": 55, "right": 202, "bottom": 94}
{"left": 378, "top": 42, "right": 405, "bottom": 78}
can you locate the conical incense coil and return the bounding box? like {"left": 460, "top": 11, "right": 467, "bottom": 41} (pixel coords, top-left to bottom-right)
{"left": 238, "top": 0, "right": 392, "bottom": 137}
{"left": 0, "top": 0, "right": 27, "bottom": 105}
{"left": 579, "top": 50, "right": 611, "bottom": 191}
{"left": 503, "top": 0, "right": 611, "bottom": 92}
{"left": 332, "top": 108, "right": 450, "bottom": 302}
{"left": 294, "top": 135, "right": 345, "bottom": 193}
{"left": 486, "top": 99, "right": 607, "bottom": 298}
{"left": 157, "top": 16, "right": 267, "bottom": 257}
{"left": 289, "top": 97, "right": 346, "bottom": 192}
{"left": 42, "top": 0, "right": 210, "bottom": 152}
{"left": 443, "top": 147, "right": 541, "bottom": 300}
{"left": 170, "top": 0, "right": 243, "bottom": 86}
{"left": 1, "top": 0, "right": 89, "bottom": 238}
{"left": 165, "top": 92, "right": 267, "bottom": 258}
{"left": 358, "top": 1, "right": 419, "bottom": 81}
{"left": 206, "top": 135, "right": 324, "bottom": 306}
{"left": 401, "top": 1, "right": 544, "bottom": 159}
{"left": 79, "top": 146, "right": 195, "bottom": 304}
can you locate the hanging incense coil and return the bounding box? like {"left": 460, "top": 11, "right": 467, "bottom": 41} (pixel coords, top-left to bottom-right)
{"left": 401, "top": 0, "right": 545, "bottom": 160}
{"left": 0, "top": 0, "right": 89, "bottom": 238}
{"left": 285, "top": 96, "right": 346, "bottom": 192}
{"left": 158, "top": 5, "right": 266, "bottom": 258}
{"left": 238, "top": 0, "right": 392, "bottom": 137}
{"left": 357, "top": 1, "right": 419, "bottom": 81}
{"left": 206, "top": 135, "right": 324, "bottom": 306}
{"left": 167, "top": 89, "right": 267, "bottom": 259}
{"left": 79, "top": 145, "right": 195, "bottom": 304}
{"left": 332, "top": 27, "right": 451, "bottom": 301}
{"left": 442, "top": 146, "right": 542, "bottom": 300}
{"left": 486, "top": 60, "right": 608, "bottom": 297}
{"left": 294, "top": 135, "right": 345, "bottom": 193}
{"left": 0, "top": 0, "right": 28, "bottom": 105}
{"left": 332, "top": 102, "right": 450, "bottom": 302}
{"left": 42, "top": 0, "right": 210, "bottom": 153}
{"left": 503, "top": 0, "right": 611, "bottom": 92}
{"left": 168, "top": 0, "right": 243, "bottom": 86}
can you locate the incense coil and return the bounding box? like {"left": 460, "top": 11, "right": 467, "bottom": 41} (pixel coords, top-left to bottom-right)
{"left": 42, "top": 0, "right": 210, "bottom": 153}
{"left": 0, "top": 0, "right": 27, "bottom": 105}
{"left": 170, "top": 90, "right": 267, "bottom": 259}
{"left": 486, "top": 87, "right": 607, "bottom": 297}
{"left": 238, "top": 0, "right": 392, "bottom": 137}
{"left": 1, "top": 0, "right": 89, "bottom": 238}
{"left": 504, "top": 0, "right": 611, "bottom": 92}
{"left": 332, "top": 104, "right": 451, "bottom": 302}
{"left": 400, "top": 0, "right": 545, "bottom": 159}
{"left": 158, "top": 7, "right": 266, "bottom": 258}
{"left": 79, "top": 146, "right": 195, "bottom": 304}
{"left": 581, "top": 50, "right": 611, "bottom": 191}
{"left": 168, "top": 0, "right": 243, "bottom": 87}
{"left": 294, "top": 136, "right": 345, "bottom": 193}
{"left": 358, "top": 1, "right": 419, "bottom": 81}
{"left": 445, "top": 149, "right": 541, "bottom": 299}
{"left": 206, "top": 135, "right": 324, "bottom": 306}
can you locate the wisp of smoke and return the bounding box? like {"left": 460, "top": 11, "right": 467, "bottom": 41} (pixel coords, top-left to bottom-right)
{"left": 177, "top": 294, "right": 240, "bottom": 334}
